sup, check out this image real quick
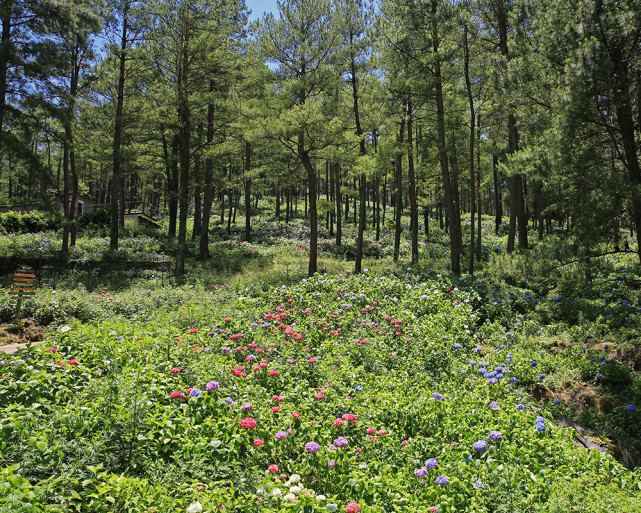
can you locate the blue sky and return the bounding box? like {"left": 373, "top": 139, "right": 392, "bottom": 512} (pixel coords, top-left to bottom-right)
{"left": 246, "top": 0, "right": 279, "bottom": 21}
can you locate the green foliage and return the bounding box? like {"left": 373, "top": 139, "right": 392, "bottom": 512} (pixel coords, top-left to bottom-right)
{"left": 0, "top": 211, "right": 62, "bottom": 234}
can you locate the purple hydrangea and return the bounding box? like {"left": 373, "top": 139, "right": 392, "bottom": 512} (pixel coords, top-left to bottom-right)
{"left": 224, "top": 397, "right": 233, "bottom": 405}
{"left": 275, "top": 430, "right": 288, "bottom": 440}
{"left": 516, "top": 404, "right": 524, "bottom": 410}
{"left": 425, "top": 458, "right": 438, "bottom": 469}
{"left": 435, "top": 475, "right": 449, "bottom": 485}
{"left": 490, "top": 401, "right": 500, "bottom": 411}
{"left": 328, "top": 460, "right": 335, "bottom": 468}
{"left": 488, "top": 431, "right": 503, "bottom": 442}
{"left": 473, "top": 440, "right": 487, "bottom": 452}
{"left": 189, "top": 388, "right": 201, "bottom": 397}
{"left": 206, "top": 381, "right": 219, "bottom": 392}
{"left": 415, "top": 468, "right": 428, "bottom": 478}
{"left": 474, "top": 480, "right": 485, "bottom": 489}
{"left": 333, "top": 436, "right": 349, "bottom": 448}
{"left": 432, "top": 392, "right": 445, "bottom": 401}
{"left": 305, "top": 441, "right": 321, "bottom": 453}
{"left": 242, "top": 402, "right": 252, "bottom": 411}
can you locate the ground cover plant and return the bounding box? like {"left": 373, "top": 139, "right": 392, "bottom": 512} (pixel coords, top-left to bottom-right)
{"left": 1, "top": 267, "right": 641, "bottom": 512}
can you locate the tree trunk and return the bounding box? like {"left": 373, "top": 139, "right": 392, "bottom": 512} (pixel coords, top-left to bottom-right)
{"left": 393, "top": 116, "right": 405, "bottom": 262}
{"left": 477, "top": 113, "right": 482, "bottom": 261}
{"left": 464, "top": 24, "right": 475, "bottom": 274}
{"left": 335, "top": 162, "right": 342, "bottom": 246}
{"left": 110, "top": 0, "right": 129, "bottom": 251}
{"left": 174, "top": 30, "right": 190, "bottom": 278}
{"left": 200, "top": 85, "right": 215, "bottom": 260}
{"left": 493, "top": 154, "right": 501, "bottom": 234}
{"left": 302, "top": 153, "right": 317, "bottom": 276}
{"left": 407, "top": 99, "right": 418, "bottom": 264}
{"left": 245, "top": 141, "right": 252, "bottom": 242}
{"left": 432, "top": 0, "right": 459, "bottom": 274}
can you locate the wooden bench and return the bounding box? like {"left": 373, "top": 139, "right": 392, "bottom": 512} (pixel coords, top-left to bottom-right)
{"left": 11, "top": 266, "right": 35, "bottom": 320}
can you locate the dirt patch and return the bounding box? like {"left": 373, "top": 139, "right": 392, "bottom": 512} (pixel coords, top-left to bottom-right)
{"left": 0, "top": 320, "right": 44, "bottom": 346}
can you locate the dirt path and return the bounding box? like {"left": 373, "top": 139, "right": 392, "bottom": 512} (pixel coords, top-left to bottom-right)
{"left": 0, "top": 342, "right": 41, "bottom": 354}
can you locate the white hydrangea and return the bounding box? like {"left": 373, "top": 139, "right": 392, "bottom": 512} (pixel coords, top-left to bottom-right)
{"left": 289, "top": 485, "right": 302, "bottom": 494}
{"left": 186, "top": 502, "right": 203, "bottom": 513}
{"left": 289, "top": 474, "right": 301, "bottom": 483}
{"left": 272, "top": 488, "right": 282, "bottom": 496}
{"left": 326, "top": 504, "right": 338, "bottom": 512}
{"left": 283, "top": 493, "right": 297, "bottom": 501}
{"left": 316, "top": 494, "right": 326, "bottom": 501}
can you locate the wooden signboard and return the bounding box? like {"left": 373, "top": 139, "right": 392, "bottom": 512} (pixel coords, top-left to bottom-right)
{"left": 12, "top": 266, "right": 35, "bottom": 320}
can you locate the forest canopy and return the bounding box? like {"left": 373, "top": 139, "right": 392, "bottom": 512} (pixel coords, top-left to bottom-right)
{"left": 1, "top": 0, "right": 640, "bottom": 276}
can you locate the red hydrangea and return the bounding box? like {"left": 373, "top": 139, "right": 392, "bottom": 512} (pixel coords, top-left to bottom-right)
{"left": 268, "top": 464, "right": 279, "bottom": 473}
{"left": 345, "top": 502, "right": 360, "bottom": 513}
{"left": 170, "top": 391, "right": 185, "bottom": 400}
{"left": 240, "top": 417, "right": 257, "bottom": 429}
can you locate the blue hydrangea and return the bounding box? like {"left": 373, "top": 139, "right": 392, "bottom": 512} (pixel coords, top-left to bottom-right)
{"left": 473, "top": 440, "right": 487, "bottom": 452}
{"left": 425, "top": 458, "right": 438, "bottom": 469}
{"left": 488, "top": 431, "right": 503, "bottom": 442}
{"left": 534, "top": 422, "right": 546, "bottom": 432}
{"left": 435, "top": 475, "right": 449, "bottom": 485}
{"left": 627, "top": 404, "right": 637, "bottom": 412}
{"left": 432, "top": 392, "right": 445, "bottom": 401}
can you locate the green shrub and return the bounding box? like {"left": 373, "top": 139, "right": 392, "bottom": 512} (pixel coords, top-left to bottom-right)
{"left": 0, "top": 210, "right": 62, "bottom": 234}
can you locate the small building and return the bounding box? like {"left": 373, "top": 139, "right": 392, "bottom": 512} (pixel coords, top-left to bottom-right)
{"left": 68, "top": 193, "right": 97, "bottom": 215}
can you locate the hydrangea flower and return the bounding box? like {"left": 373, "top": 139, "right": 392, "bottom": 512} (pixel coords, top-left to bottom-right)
{"left": 432, "top": 392, "right": 445, "bottom": 401}
{"left": 206, "top": 381, "right": 219, "bottom": 392}
{"left": 425, "top": 458, "right": 438, "bottom": 469}
{"left": 189, "top": 388, "right": 201, "bottom": 397}
{"left": 490, "top": 401, "right": 500, "bottom": 411}
{"left": 275, "top": 431, "right": 288, "bottom": 440}
{"left": 627, "top": 404, "right": 637, "bottom": 411}
{"left": 240, "top": 418, "right": 257, "bottom": 429}
{"left": 435, "top": 475, "right": 449, "bottom": 485}
{"left": 488, "top": 431, "right": 503, "bottom": 442}
{"left": 474, "top": 480, "right": 485, "bottom": 489}
{"left": 305, "top": 441, "right": 321, "bottom": 453}
{"left": 534, "top": 422, "right": 546, "bottom": 432}
{"left": 473, "top": 440, "right": 487, "bottom": 452}
{"left": 345, "top": 501, "right": 360, "bottom": 513}
{"left": 415, "top": 468, "right": 428, "bottom": 478}
{"left": 333, "top": 436, "right": 349, "bottom": 448}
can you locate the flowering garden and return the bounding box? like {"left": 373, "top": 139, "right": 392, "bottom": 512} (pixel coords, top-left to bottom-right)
{"left": 1, "top": 264, "right": 641, "bottom": 512}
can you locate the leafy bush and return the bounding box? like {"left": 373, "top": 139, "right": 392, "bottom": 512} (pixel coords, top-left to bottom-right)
{"left": 0, "top": 210, "right": 62, "bottom": 234}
